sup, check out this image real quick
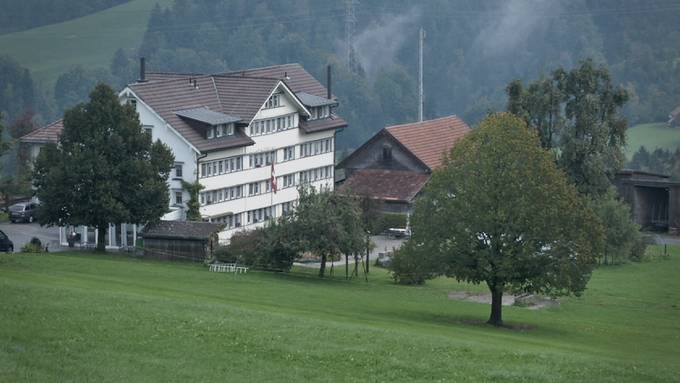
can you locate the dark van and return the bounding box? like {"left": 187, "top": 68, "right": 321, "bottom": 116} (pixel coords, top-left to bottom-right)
{"left": 9, "top": 202, "right": 37, "bottom": 223}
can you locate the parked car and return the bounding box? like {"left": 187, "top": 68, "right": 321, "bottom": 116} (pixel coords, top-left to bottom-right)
{"left": 9, "top": 202, "right": 38, "bottom": 223}
{"left": 0, "top": 230, "right": 13, "bottom": 252}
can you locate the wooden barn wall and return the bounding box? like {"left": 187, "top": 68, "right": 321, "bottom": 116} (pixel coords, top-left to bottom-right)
{"left": 143, "top": 238, "right": 208, "bottom": 262}
{"left": 342, "top": 133, "right": 429, "bottom": 177}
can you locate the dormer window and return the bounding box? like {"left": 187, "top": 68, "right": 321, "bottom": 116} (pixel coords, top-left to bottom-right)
{"left": 265, "top": 94, "right": 281, "bottom": 109}
{"left": 309, "top": 106, "right": 330, "bottom": 121}
{"left": 207, "top": 123, "right": 235, "bottom": 139}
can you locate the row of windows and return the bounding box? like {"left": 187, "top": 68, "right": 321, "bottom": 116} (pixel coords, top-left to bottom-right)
{"left": 199, "top": 166, "right": 333, "bottom": 206}
{"left": 207, "top": 123, "right": 235, "bottom": 139}
{"left": 299, "top": 166, "right": 334, "bottom": 184}
{"left": 200, "top": 156, "right": 244, "bottom": 178}
{"left": 249, "top": 150, "right": 276, "bottom": 168}
{"left": 199, "top": 139, "right": 333, "bottom": 178}
{"left": 300, "top": 138, "right": 333, "bottom": 158}
{"left": 200, "top": 184, "right": 244, "bottom": 205}
{"left": 209, "top": 200, "right": 299, "bottom": 229}
{"left": 249, "top": 114, "right": 295, "bottom": 136}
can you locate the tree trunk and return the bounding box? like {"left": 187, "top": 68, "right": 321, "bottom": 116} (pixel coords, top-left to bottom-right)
{"left": 365, "top": 236, "right": 370, "bottom": 274}
{"left": 345, "top": 254, "right": 349, "bottom": 279}
{"left": 96, "top": 226, "right": 107, "bottom": 252}
{"left": 487, "top": 285, "right": 504, "bottom": 326}
{"left": 319, "top": 253, "right": 327, "bottom": 278}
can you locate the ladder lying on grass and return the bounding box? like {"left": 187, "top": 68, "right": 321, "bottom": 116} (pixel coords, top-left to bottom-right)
{"left": 209, "top": 263, "right": 249, "bottom": 274}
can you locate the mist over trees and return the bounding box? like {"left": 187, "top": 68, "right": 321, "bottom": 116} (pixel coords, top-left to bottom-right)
{"left": 1, "top": 0, "right": 680, "bottom": 152}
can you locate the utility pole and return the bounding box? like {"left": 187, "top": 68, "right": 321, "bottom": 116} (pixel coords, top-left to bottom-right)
{"left": 418, "top": 26, "right": 425, "bottom": 122}
{"left": 345, "top": 0, "right": 358, "bottom": 72}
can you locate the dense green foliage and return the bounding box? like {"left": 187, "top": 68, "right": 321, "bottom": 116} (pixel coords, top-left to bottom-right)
{"left": 180, "top": 180, "right": 204, "bottom": 221}
{"left": 0, "top": 0, "right": 129, "bottom": 35}
{"left": 1, "top": 250, "right": 680, "bottom": 381}
{"left": 0, "top": 56, "right": 36, "bottom": 123}
{"left": 293, "top": 187, "right": 365, "bottom": 277}
{"left": 403, "top": 113, "right": 603, "bottom": 326}
{"left": 507, "top": 60, "right": 629, "bottom": 197}
{"left": 218, "top": 219, "right": 299, "bottom": 272}
{"left": 32, "top": 84, "right": 174, "bottom": 250}
{"left": 628, "top": 145, "right": 680, "bottom": 180}
{"left": 589, "top": 190, "right": 648, "bottom": 264}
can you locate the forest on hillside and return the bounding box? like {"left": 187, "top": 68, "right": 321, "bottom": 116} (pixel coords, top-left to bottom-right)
{"left": 0, "top": 0, "right": 129, "bottom": 35}
{"left": 1, "top": 0, "right": 680, "bottom": 152}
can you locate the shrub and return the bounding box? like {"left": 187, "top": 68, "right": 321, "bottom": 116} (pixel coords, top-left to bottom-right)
{"left": 390, "top": 240, "right": 434, "bottom": 285}
{"left": 29, "top": 237, "right": 42, "bottom": 247}
{"left": 21, "top": 243, "right": 43, "bottom": 253}
{"left": 222, "top": 219, "right": 298, "bottom": 272}
{"left": 630, "top": 234, "right": 653, "bottom": 262}
{"left": 590, "top": 190, "right": 643, "bottom": 264}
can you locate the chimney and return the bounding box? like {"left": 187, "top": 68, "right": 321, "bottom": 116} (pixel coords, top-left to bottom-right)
{"left": 326, "top": 64, "right": 332, "bottom": 100}
{"left": 138, "top": 57, "right": 147, "bottom": 83}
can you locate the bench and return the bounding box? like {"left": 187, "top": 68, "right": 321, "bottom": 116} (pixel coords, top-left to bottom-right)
{"left": 209, "top": 263, "right": 249, "bottom": 274}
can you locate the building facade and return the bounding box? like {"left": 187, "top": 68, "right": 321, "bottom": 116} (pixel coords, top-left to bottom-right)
{"left": 21, "top": 63, "right": 346, "bottom": 245}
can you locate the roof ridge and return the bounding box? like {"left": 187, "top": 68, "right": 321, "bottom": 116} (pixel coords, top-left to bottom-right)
{"left": 385, "top": 114, "right": 462, "bottom": 130}
{"left": 222, "top": 62, "right": 299, "bottom": 74}
{"left": 20, "top": 118, "right": 63, "bottom": 140}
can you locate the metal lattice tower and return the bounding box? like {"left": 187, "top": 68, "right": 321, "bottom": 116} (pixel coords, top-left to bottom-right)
{"left": 345, "top": 0, "right": 358, "bottom": 72}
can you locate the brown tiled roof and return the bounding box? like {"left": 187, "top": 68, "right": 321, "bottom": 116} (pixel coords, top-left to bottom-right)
{"left": 129, "top": 63, "right": 341, "bottom": 153}
{"left": 20, "top": 119, "right": 63, "bottom": 144}
{"left": 141, "top": 220, "right": 224, "bottom": 240}
{"left": 225, "top": 63, "right": 332, "bottom": 99}
{"left": 299, "top": 114, "right": 347, "bottom": 134}
{"left": 337, "top": 169, "right": 430, "bottom": 202}
{"left": 385, "top": 115, "right": 471, "bottom": 170}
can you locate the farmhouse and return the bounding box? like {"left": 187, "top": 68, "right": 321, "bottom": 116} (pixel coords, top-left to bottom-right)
{"left": 337, "top": 115, "right": 470, "bottom": 215}
{"left": 21, "top": 61, "right": 346, "bottom": 244}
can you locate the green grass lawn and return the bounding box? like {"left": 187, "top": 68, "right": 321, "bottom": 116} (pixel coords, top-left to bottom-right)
{"left": 1, "top": 248, "right": 679, "bottom": 382}
{"left": 625, "top": 122, "right": 680, "bottom": 159}
{"left": 0, "top": 0, "right": 173, "bottom": 87}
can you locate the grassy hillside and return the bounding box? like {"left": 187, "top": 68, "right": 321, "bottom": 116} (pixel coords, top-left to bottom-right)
{"left": 0, "top": 0, "right": 172, "bottom": 87}
{"left": 625, "top": 122, "right": 680, "bottom": 159}
{"left": 1, "top": 249, "right": 679, "bottom": 382}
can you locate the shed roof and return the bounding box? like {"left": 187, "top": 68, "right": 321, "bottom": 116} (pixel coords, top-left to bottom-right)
{"left": 337, "top": 169, "right": 430, "bottom": 202}
{"left": 141, "top": 221, "right": 224, "bottom": 240}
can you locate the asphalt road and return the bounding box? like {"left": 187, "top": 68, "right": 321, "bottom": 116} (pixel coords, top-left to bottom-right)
{"left": 0, "top": 222, "right": 60, "bottom": 253}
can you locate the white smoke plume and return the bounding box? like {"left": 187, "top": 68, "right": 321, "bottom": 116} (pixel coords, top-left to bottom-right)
{"left": 352, "top": 7, "right": 420, "bottom": 77}
{"left": 475, "top": 0, "right": 561, "bottom": 57}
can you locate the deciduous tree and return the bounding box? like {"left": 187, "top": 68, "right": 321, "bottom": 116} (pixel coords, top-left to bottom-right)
{"left": 293, "top": 186, "right": 364, "bottom": 278}
{"left": 507, "top": 59, "right": 629, "bottom": 197}
{"left": 33, "top": 84, "right": 174, "bottom": 251}
{"left": 409, "top": 113, "right": 603, "bottom": 326}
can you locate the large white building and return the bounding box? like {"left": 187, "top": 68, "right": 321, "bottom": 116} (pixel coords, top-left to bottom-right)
{"left": 22, "top": 63, "right": 346, "bottom": 245}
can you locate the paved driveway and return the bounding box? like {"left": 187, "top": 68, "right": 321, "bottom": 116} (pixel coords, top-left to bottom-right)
{"left": 0, "top": 222, "right": 60, "bottom": 252}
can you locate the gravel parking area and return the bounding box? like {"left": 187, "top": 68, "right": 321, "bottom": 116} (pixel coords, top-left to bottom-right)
{"left": 0, "top": 222, "right": 60, "bottom": 252}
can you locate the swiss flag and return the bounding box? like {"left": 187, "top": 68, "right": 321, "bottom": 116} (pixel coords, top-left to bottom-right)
{"left": 270, "top": 161, "right": 277, "bottom": 193}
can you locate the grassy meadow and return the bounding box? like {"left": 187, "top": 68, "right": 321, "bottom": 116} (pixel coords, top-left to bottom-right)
{"left": 625, "top": 122, "right": 680, "bottom": 159}
{"left": 1, "top": 247, "right": 679, "bottom": 382}
{"left": 0, "top": 0, "right": 173, "bottom": 87}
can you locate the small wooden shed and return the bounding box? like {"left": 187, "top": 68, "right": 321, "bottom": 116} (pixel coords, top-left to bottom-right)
{"left": 141, "top": 221, "right": 224, "bottom": 262}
